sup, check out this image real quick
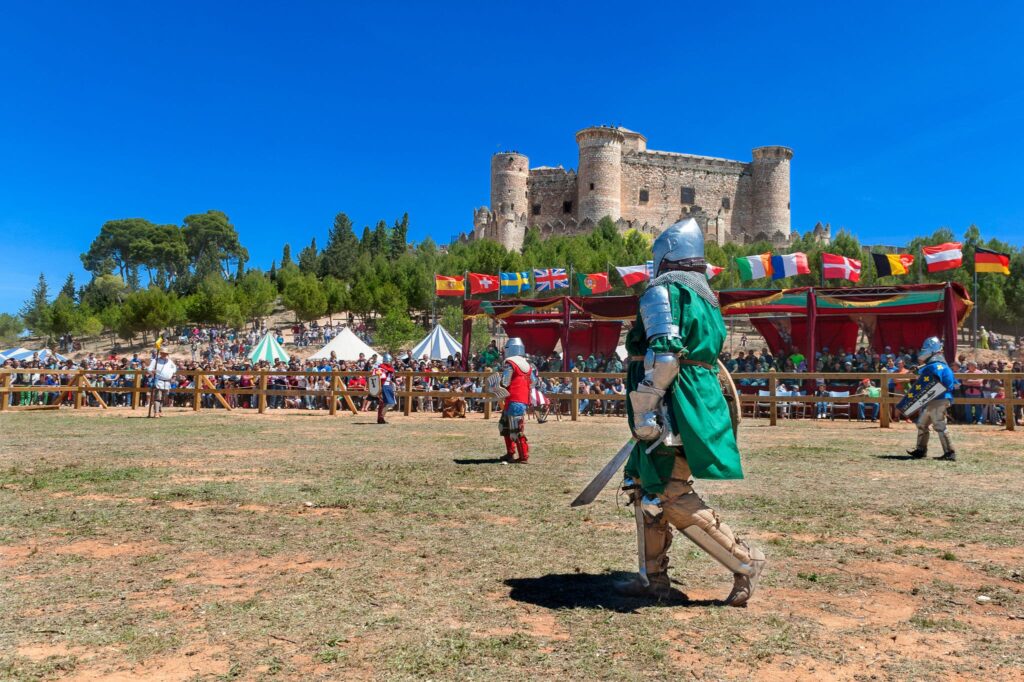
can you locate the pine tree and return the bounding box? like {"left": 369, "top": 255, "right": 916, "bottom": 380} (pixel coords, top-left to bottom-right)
{"left": 281, "top": 243, "right": 293, "bottom": 267}
{"left": 390, "top": 213, "right": 409, "bottom": 260}
{"left": 321, "top": 212, "right": 360, "bottom": 279}
{"left": 298, "top": 237, "right": 320, "bottom": 274}
{"left": 20, "top": 273, "right": 51, "bottom": 336}
{"left": 59, "top": 273, "right": 77, "bottom": 302}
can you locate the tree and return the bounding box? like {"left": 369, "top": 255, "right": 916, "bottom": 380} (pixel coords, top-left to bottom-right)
{"left": 321, "top": 276, "right": 348, "bottom": 321}
{"left": 80, "top": 274, "right": 128, "bottom": 311}
{"left": 320, "top": 212, "right": 360, "bottom": 279}
{"left": 182, "top": 210, "right": 248, "bottom": 278}
{"left": 375, "top": 306, "right": 419, "bottom": 353}
{"left": 19, "top": 273, "right": 51, "bottom": 337}
{"left": 390, "top": 213, "right": 409, "bottom": 259}
{"left": 281, "top": 243, "right": 293, "bottom": 267}
{"left": 120, "top": 287, "right": 184, "bottom": 344}
{"left": 48, "top": 294, "right": 83, "bottom": 339}
{"left": 298, "top": 238, "right": 321, "bottom": 274}
{"left": 81, "top": 218, "right": 152, "bottom": 283}
{"left": 185, "top": 276, "right": 245, "bottom": 328}
{"left": 59, "top": 273, "right": 77, "bottom": 302}
{"left": 282, "top": 273, "right": 327, "bottom": 322}
{"left": 235, "top": 270, "right": 278, "bottom": 328}
{"left": 0, "top": 313, "right": 24, "bottom": 345}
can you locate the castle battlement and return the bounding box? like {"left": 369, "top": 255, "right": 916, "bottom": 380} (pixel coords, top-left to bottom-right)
{"left": 472, "top": 127, "right": 792, "bottom": 251}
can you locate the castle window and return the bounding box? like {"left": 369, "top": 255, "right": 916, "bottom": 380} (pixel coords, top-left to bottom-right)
{"left": 532, "top": 204, "right": 541, "bottom": 216}
{"left": 721, "top": 197, "right": 731, "bottom": 210}
{"left": 639, "top": 189, "right": 649, "bottom": 204}
{"left": 562, "top": 201, "right": 573, "bottom": 214}
{"left": 681, "top": 187, "right": 695, "bottom": 204}
{"left": 589, "top": 183, "right": 595, "bottom": 191}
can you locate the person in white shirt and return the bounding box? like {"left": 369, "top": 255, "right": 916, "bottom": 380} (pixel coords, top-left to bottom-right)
{"left": 147, "top": 350, "right": 177, "bottom": 418}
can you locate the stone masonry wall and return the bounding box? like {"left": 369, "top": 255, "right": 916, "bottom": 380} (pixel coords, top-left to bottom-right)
{"left": 527, "top": 168, "right": 577, "bottom": 229}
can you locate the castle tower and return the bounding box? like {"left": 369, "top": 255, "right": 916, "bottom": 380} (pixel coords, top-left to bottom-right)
{"left": 490, "top": 152, "right": 529, "bottom": 251}
{"left": 576, "top": 127, "right": 624, "bottom": 224}
{"left": 750, "top": 146, "right": 793, "bottom": 243}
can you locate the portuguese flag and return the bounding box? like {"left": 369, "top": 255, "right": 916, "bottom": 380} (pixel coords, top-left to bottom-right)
{"left": 871, "top": 252, "right": 915, "bottom": 277}
{"left": 576, "top": 272, "right": 611, "bottom": 295}
{"left": 975, "top": 247, "right": 1010, "bottom": 275}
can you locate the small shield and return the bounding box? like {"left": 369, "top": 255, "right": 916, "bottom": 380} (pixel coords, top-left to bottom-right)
{"left": 367, "top": 374, "right": 382, "bottom": 398}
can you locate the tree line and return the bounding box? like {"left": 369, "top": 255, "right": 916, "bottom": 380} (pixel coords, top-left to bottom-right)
{"left": 4, "top": 211, "right": 1022, "bottom": 352}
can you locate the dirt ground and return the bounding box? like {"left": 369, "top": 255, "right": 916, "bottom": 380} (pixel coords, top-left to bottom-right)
{"left": 1, "top": 410, "right": 1022, "bottom": 681}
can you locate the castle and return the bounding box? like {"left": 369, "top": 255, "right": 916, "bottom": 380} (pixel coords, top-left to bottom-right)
{"left": 471, "top": 126, "right": 794, "bottom": 251}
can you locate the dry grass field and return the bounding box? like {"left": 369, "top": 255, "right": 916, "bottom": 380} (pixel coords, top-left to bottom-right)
{"left": 1, "top": 410, "right": 1023, "bottom": 681}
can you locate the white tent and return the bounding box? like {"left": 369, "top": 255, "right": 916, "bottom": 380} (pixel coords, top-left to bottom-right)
{"left": 1, "top": 348, "right": 69, "bottom": 363}
{"left": 309, "top": 327, "right": 380, "bottom": 362}
{"left": 408, "top": 324, "right": 461, "bottom": 361}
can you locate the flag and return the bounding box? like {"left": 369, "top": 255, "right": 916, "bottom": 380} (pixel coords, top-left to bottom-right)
{"left": 770, "top": 252, "right": 810, "bottom": 280}
{"left": 615, "top": 264, "right": 650, "bottom": 286}
{"left": 706, "top": 263, "right": 724, "bottom": 280}
{"left": 500, "top": 271, "right": 530, "bottom": 295}
{"left": 434, "top": 275, "right": 465, "bottom": 297}
{"left": 735, "top": 253, "right": 773, "bottom": 281}
{"left": 533, "top": 268, "right": 569, "bottom": 292}
{"left": 468, "top": 272, "right": 499, "bottom": 294}
{"left": 922, "top": 242, "right": 963, "bottom": 273}
{"left": 871, "top": 252, "right": 914, "bottom": 277}
{"left": 822, "top": 253, "right": 862, "bottom": 282}
{"left": 576, "top": 272, "right": 611, "bottom": 295}
{"left": 975, "top": 247, "right": 1010, "bottom": 275}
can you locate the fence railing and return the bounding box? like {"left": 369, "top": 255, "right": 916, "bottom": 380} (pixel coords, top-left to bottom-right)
{"left": 1, "top": 369, "right": 1020, "bottom": 431}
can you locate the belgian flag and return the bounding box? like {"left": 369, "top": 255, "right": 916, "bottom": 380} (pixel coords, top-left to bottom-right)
{"left": 871, "top": 252, "right": 915, "bottom": 277}
{"left": 975, "top": 247, "right": 1011, "bottom": 275}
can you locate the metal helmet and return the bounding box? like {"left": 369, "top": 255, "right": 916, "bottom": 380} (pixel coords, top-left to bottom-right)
{"left": 918, "top": 336, "right": 943, "bottom": 364}
{"left": 652, "top": 218, "right": 704, "bottom": 276}
{"left": 504, "top": 337, "right": 526, "bottom": 358}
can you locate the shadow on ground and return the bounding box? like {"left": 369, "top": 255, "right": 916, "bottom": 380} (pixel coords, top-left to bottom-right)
{"left": 874, "top": 454, "right": 918, "bottom": 461}
{"left": 504, "top": 572, "right": 719, "bottom": 613}
{"left": 453, "top": 456, "right": 507, "bottom": 465}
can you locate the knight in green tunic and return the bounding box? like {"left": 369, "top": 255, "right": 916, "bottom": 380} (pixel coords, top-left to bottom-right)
{"left": 615, "top": 218, "right": 766, "bottom": 606}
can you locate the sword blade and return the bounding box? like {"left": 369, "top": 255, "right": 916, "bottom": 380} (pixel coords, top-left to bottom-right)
{"left": 570, "top": 438, "right": 636, "bottom": 507}
{"left": 634, "top": 497, "right": 649, "bottom": 586}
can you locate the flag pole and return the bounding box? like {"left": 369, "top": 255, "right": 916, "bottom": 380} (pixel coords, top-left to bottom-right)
{"left": 972, "top": 265, "right": 979, "bottom": 349}
{"left": 432, "top": 271, "right": 437, "bottom": 327}
{"left": 569, "top": 264, "right": 574, "bottom": 297}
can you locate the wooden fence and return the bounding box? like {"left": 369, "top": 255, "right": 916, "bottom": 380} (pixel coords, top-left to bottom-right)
{"left": 1, "top": 368, "right": 1020, "bottom": 431}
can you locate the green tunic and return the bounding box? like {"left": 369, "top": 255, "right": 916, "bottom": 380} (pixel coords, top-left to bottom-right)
{"left": 624, "top": 281, "right": 743, "bottom": 492}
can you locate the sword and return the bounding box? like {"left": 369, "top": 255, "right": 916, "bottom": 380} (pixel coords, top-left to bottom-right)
{"left": 632, "top": 487, "right": 649, "bottom": 587}
{"left": 570, "top": 438, "right": 635, "bottom": 507}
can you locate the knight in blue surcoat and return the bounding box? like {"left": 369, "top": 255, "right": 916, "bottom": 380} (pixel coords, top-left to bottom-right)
{"left": 907, "top": 337, "right": 958, "bottom": 462}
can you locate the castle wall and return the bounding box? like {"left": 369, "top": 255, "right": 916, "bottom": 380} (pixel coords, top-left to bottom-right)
{"left": 619, "top": 152, "right": 751, "bottom": 245}
{"left": 527, "top": 168, "right": 577, "bottom": 229}
{"left": 576, "top": 128, "right": 623, "bottom": 223}
{"left": 750, "top": 146, "right": 793, "bottom": 243}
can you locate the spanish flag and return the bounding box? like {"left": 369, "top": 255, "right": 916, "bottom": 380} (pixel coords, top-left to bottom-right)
{"left": 871, "top": 252, "right": 915, "bottom": 277}
{"left": 975, "top": 247, "right": 1011, "bottom": 275}
{"left": 434, "top": 274, "right": 465, "bottom": 297}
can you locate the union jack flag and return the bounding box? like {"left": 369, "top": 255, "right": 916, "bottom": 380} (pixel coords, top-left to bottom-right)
{"left": 533, "top": 268, "right": 569, "bottom": 291}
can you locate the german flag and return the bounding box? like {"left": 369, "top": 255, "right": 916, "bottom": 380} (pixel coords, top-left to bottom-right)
{"left": 871, "top": 252, "right": 915, "bottom": 277}
{"left": 434, "top": 274, "right": 465, "bottom": 296}
{"left": 975, "top": 247, "right": 1011, "bottom": 275}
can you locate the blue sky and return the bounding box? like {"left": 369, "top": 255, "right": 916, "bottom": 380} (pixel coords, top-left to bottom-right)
{"left": 2, "top": 2, "right": 1023, "bottom": 313}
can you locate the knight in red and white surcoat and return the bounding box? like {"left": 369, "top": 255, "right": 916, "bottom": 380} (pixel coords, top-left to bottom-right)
{"left": 498, "top": 337, "right": 533, "bottom": 463}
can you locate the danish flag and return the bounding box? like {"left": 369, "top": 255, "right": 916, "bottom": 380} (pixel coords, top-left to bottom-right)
{"left": 822, "top": 253, "right": 862, "bottom": 282}
{"left": 533, "top": 268, "right": 569, "bottom": 291}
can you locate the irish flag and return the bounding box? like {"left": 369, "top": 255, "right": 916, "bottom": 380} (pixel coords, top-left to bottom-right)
{"left": 923, "top": 242, "right": 963, "bottom": 273}
{"left": 735, "top": 253, "right": 773, "bottom": 281}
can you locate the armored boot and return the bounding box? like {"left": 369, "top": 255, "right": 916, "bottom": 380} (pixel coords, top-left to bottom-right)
{"left": 906, "top": 449, "right": 927, "bottom": 459}
{"left": 613, "top": 572, "right": 672, "bottom": 600}
{"left": 935, "top": 450, "right": 956, "bottom": 461}
{"left": 725, "top": 547, "right": 766, "bottom": 607}
{"left": 935, "top": 431, "right": 954, "bottom": 461}
{"left": 514, "top": 436, "right": 529, "bottom": 463}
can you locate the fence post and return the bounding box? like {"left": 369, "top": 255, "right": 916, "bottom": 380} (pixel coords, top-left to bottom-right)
{"left": 258, "top": 373, "right": 268, "bottom": 414}
{"left": 0, "top": 372, "right": 8, "bottom": 412}
{"left": 404, "top": 372, "right": 412, "bottom": 416}
{"left": 1006, "top": 375, "right": 1016, "bottom": 432}
{"left": 879, "top": 376, "right": 890, "bottom": 429}
{"left": 329, "top": 373, "right": 338, "bottom": 416}
{"left": 768, "top": 374, "right": 777, "bottom": 426}
{"left": 131, "top": 371, "right": 141, "bottom": 410}
{"left": 570, "top": 374, "right": 580, "bottom": 422}
{"left": 74, "top": 371, "right": 83, "bottom": 409}
{"left": 193, "top": 371, "right": 201, "bottom": 411}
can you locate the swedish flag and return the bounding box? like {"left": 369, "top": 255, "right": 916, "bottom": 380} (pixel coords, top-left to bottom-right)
{"left": 500, "top": 271, "right": 530, "bottom": 295}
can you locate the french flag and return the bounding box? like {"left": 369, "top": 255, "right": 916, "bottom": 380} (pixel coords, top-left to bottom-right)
{"left": 770, "top": 252, "right": 810, "bottom": 280}
{"left": 923, "top": 242, "right": 963, "bottom": 273}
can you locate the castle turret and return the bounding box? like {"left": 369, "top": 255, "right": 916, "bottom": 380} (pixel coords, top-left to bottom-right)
{"left": 750, "top": 146, "right": 793, "bottom": 243}
{"left": 576, "top": 127, "right": 624, "bottom": 224}
{"left": 490, "top": 152, "right": 529, "bottom": 251}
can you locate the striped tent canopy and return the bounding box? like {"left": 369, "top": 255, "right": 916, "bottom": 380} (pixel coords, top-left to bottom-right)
{"left": 1, "top": 348, "right": 69, "bottom": 363}
{"left": 408, "top": 324, "right": 461, "bottom": 361}
{"left": 248, "top": 333, "right": 290, "bottom": 364}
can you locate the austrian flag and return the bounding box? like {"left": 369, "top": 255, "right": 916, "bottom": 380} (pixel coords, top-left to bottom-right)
{"left": 923, "top": 242, "right": 963, "bottom": 273}
{"left": 822, "top": 253, "right": 862, "bottom": 282}
{"left": 468, "top": 273, "right": 499, "bottom": 294}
